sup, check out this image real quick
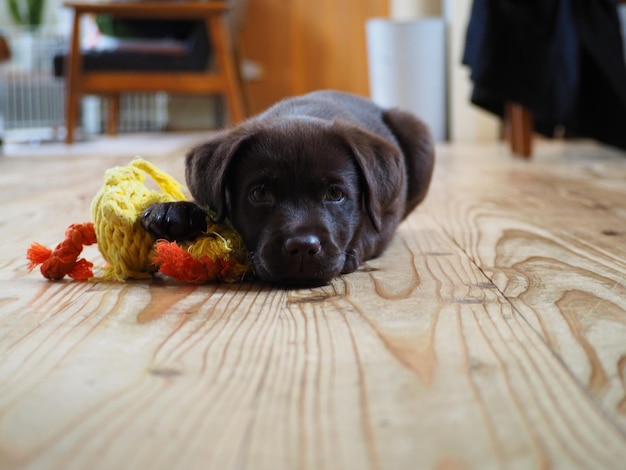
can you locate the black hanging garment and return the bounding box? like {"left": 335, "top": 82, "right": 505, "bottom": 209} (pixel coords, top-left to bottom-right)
{"left": 463, "top": 0, "right": 626, "bottom": 150}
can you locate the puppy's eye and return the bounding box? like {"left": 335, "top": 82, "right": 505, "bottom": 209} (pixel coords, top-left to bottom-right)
{"left": 326, "top": 185, "right": 345, "bottom": 203}
{"left": 249, "top": 185, "right": 273, "bottom": 204}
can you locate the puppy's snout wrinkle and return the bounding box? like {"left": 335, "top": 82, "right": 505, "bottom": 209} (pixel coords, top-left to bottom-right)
{"left": 284, "top": 235, "right": 322, "bottom": 257}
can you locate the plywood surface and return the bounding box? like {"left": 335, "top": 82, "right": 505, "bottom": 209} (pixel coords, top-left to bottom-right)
{"left": 1, "top": 138, "right": 625, "bottom": 469}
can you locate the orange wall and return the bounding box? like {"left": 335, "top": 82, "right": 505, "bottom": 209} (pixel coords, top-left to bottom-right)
{"left": 239, "top": 0, "right": 389, "bottom": 115}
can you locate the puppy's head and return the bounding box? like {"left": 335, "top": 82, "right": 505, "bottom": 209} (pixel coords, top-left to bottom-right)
{"left": 186, "top": 118, "right": 405, "bottom": 286}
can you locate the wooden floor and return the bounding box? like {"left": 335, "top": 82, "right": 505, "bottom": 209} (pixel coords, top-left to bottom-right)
{"left": 1, "top": 135, "right": 625, "bottom": 469}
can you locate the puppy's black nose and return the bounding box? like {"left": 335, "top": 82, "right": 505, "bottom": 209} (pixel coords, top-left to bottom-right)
{"left": 284, "top": 235, "right": 321, "bottom": 257}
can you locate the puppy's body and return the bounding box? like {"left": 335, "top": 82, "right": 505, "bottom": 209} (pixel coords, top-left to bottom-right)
{"left": 143, "top": 91, "right": 434, "bottom": 285}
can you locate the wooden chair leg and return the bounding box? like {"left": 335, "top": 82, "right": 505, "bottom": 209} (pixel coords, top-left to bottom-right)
{"left": 207, "top": 15, "right": 246, "bottom": 123}
{"left": 65, "top": 10, "right": 82, "bottom": 144}
{"left": 506, "top": 102, "right": 533, "bottom": 158}
{"left": 65, "top": 91, "right": 79, "bottom": 144}
{"left": 232, "top": 42, "right": 250, "bottom": 119}
{"left": 107, "top": 95, "right": 120, "bottom": 136}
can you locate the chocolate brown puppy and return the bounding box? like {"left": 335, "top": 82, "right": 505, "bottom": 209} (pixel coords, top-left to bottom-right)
{"left": 142, "top": 90, "right": 434, "bottom": 286}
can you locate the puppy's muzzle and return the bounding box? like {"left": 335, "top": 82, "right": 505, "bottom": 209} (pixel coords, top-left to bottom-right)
{"left": 254, "top": 229, "right": 344, "bottom": 286}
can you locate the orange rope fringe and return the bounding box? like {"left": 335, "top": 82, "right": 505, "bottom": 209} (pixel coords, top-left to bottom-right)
{"left": 153, "top": 240, "right": 236, "bottom": 284}
{"left": 27, "top": 222, "right": 97, "bottom": 280}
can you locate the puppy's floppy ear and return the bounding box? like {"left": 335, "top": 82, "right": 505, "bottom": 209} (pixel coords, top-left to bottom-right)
{"left": 335, "top": 123, "right": 406, "bottom": 233}
{"left": 382, "top": 108, "right": 435, "bottom": 216}
{"left": 185, "top": 128, "right": 252, "bottom": 222}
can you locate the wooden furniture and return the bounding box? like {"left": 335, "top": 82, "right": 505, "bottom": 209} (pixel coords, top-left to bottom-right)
{"left": 239, "top": 0, "right": 388, "bottom": 114}
{"left": 506, "top": 102, "right": 534, "bottom": 158}
{"left": 63, "top": 1, "right": 245, "bottom": 143}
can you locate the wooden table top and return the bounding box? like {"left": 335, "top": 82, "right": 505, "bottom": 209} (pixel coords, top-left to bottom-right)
{"left": 64, "top": 1, "right": 230, "bottom": 17}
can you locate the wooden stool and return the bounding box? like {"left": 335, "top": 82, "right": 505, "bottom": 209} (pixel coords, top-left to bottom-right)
{"left": 63, "top": 1, "right": 246, "bottom": 143}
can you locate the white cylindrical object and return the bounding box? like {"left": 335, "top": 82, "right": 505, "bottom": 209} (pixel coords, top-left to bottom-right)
{"left": 366, "top": 18, "right": 447, "bottom": 141}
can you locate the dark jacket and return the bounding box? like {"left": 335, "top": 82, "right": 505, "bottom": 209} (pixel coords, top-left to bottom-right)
{"left": 463, "top": 0, "right": 626, "bottom": 150}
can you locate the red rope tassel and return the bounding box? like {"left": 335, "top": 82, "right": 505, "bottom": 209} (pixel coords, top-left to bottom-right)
{"left": 27, "top": 222, "right": 97, "bottom": 280}
{"left": 153, "top": 240, "right": 222, "bottom": 284}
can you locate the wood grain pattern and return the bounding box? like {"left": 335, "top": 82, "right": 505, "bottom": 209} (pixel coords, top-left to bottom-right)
{"left": 239, "top": 0, "right": 388, "bottom": 114}
{"left": 1, "top": 137, "right": 625, "bottom": 469}
{"left": 426, "top": 143, "right": 626, "bottom": 434}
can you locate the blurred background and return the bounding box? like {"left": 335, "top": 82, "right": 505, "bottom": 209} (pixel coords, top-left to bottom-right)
{"left": 1, "top": 0, "right": 626, "bottom": 147}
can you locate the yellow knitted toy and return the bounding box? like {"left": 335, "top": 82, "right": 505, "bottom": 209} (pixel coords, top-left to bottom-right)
{"left": 27, "top": 157, "right": 250, "bottom": 283}
{"left": 92, "top": 158, "right": 186, "bottom": 280}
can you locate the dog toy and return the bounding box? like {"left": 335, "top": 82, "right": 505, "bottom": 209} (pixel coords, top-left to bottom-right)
{"left": 27, "top": 158, "right": 249, "bottom": 284}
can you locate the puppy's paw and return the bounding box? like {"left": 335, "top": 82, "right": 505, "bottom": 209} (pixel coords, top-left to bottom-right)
{"left": 141, "top": 201, "right": 208, "bottom": 242}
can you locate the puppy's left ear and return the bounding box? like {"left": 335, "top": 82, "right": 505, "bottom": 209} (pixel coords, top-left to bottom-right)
{"left": 335, "top": 124, "right": 406, "bottom": 233}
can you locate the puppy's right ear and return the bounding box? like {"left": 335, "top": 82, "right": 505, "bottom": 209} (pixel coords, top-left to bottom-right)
{"left": 185, "top": 128, "right": 251, "bottom": 222}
